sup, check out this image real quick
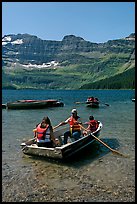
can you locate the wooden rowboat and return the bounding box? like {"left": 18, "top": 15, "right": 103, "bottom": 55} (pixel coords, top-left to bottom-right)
{"left": 86, "top": 97, "right": 99, "bottom": 108}
{"left": 5, "top": 99, "right": 64, "bottom": 109}
{"left": 20, "top": 121, "right": 103, "bottom": 160}
{"left": 86, "top": 102, "right": 99, "bottom": 108}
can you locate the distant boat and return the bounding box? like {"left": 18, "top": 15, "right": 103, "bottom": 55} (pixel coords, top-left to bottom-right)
{"left": 4, "top": 99, "right": 64, "bottom": 110}
{"left": 132, "top": 98, "right": 135, "bottom": 102}
{"left": 2, "top": 104, "right": 6, "bottom": 109}
{"left": 86, "top": 97, "right": 99, "bottom": 108}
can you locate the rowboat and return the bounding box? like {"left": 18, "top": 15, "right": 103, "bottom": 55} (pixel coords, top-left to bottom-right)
{"left": 5, "top": 99, "right": 64, "bottom": 109}
{"left": 86, "top": 102, "right": 99, "bottom": 108}
{"left": 20, "top": 121, "right": 103, "bottom": 160}
{"left": 86, "top": 97, "right": 99, "bottom": 108}
{"left": 2, "top": 104, "right": 6, "bottom": 109}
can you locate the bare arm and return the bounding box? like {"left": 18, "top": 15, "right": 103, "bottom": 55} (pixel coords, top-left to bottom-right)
{"left": 53, "top": 121, "right": 67, "bottom": 130}
{"left": 79, "top": 124, "right": 91, "bottom": 136}
{"left": 33, "top": 128, "right": 37, "bottom": 138}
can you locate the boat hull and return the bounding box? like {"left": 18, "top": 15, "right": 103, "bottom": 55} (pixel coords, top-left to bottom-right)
{"left": 86, "top": 102, "right": 99, "bottom": 108}
{"left": 2, "top": 104, "right": 6, "bottom": 109}
{"left": 6, "top": 100, "right": 64, "bottom": 109}
{"left": 20, "top": 122, "right": 103, "bottom": 159}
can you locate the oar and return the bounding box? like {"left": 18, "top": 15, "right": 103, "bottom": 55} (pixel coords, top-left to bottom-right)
{"left": 90, "top": 133, "right": 129, "bottom": 158}
{"left": 21, "top": 138, "right": 36, "bottom": 151}
{"left": 26, "top": 138, "right": 36, "bottom": 144}
{"left": 103, "top": 103, "right": 109, "bottom": 106}
{"left": 75, "top": 101, "right": 110, "bottom": 106}
{"left": 79, "top": 124, "right": 129, "bottom": 158}
{"left": 100, "top": 102, "right": 110, "bottom": 106}
{"left": 22, "top": 137, "right": 36, "bottom": 143}
{"left": 75, "top": 101, "right": 86, "bottom": 104}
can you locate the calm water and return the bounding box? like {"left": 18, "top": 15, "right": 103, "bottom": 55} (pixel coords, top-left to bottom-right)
{"left": 2, "top": 89, "right": 135, "bottom": 159}
{"left": 2, "top": 89, "right": 135, "bottom": 201}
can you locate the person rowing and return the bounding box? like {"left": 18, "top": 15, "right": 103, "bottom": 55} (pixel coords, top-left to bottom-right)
{"left": 53, "top": 109, "right": 82, "bottom": 144}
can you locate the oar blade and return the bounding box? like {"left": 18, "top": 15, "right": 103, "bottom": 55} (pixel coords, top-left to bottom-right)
{"left": 75, "top": 101, "right": 85, "bottom": 104}
{"left": 112, "top": 149, "right": 130, "bottom": 158}
{"left": 104, "top": 103, "right": 109, "bottom": 106}
{"left": 90, "top": 133, "right": 129, "bottom": 158}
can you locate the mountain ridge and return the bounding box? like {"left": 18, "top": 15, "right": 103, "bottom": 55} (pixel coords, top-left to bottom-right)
{"left": 2, "top": 33, "right": 135, "bottom": 89}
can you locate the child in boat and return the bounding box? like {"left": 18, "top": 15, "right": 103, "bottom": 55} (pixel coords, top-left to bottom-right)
{"left": 33, "top": 116, "right": 60, "bottom": 147}
{"left": 83, "top": 115, "right": 99, "bottom": 136}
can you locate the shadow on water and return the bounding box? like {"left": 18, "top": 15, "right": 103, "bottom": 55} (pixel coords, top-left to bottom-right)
{"left": 62, "top": 138, "right": 120, "bottom": 166}
{"left": 22, "top": 138, "right": 120, "bottom": 168}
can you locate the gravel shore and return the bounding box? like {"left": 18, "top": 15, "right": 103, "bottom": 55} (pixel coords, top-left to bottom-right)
{"left": 2, "top": 144, "right": 135, "bottom": 202}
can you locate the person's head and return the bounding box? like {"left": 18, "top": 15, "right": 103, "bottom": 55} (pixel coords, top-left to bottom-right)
{"left": 42, "top": 116, "right": 51, "bottom": 126}
{"left": 40, "top": 122, "right": 46, "bottom": 128}
{"left": 71, "top": 108, "right": 77, "bottom": 115}
{"left": 89, "top": 115, "right": 94, "bottom": 120}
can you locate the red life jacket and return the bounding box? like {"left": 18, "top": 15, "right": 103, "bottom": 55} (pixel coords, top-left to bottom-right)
{"left": 68, "top": 116, "right": 81, "bottom": 131}
{"left": 36, "top": 124, "right": 49, "bottom": 140}
{"left": 88, "top": 120, "right": 99, "bottom": 132}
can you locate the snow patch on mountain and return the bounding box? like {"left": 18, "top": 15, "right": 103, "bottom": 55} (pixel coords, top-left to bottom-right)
{"left": 11, "top": 39, "right": 23, "bottom": 44}
{"left": 2, "top": 37, "right": 23, "bottom": 45}
{"left": 2, "top": 36, "right": 11, "bottom": 42}
{"left": 21, "top": 61, "right": 59, "bottom": 69}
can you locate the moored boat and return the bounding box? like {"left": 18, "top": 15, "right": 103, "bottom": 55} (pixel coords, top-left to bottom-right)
{"left": 132, "top": 98, "right": 135, "bottom": 102}
{"left": 86, "top": 97, "right": 99, "bottom": 108}
{"left": 5, "top": 99, "right": 64, "bottom": 109}
{"left": 86, "top": 102, "right": 99, "bottom": 108}
{"left": 2, "top": 104, "right": 6, "bottom": 109}
{"left": 20, "top": 121, "right": 103, "bottom": 160}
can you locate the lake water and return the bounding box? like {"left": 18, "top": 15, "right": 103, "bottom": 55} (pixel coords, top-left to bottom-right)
{"left": 2, "top": 89, "right": 135, "bottom": 202}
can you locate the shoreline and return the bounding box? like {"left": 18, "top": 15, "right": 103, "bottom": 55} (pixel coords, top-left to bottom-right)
{"left": 2, "top": 148, "right": 135, "bottom": 202}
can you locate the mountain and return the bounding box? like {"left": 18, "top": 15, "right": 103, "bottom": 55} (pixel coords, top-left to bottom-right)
{"left": 2, "top": 33, "right": 135, "bottom": 89}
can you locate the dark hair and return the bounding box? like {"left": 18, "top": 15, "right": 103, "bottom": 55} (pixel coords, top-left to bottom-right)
{"left": 42, "top": 116, "right": 53, "bottom": 130}
{"left": 89, "top": 115, "right": 94, "bottom": 120}
{"left": 40, "top": 122, "right": 46, "bottom": 128}
{"left": 42, "top": 116, "right": 50, "bottom": 124}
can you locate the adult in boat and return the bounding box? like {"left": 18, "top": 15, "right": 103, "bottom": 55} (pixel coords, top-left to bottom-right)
{"left": 87, "top": 97, "right": 99, "bottom": 103}
{"left": 33, "top": 116, "right": 59, "bottom": 147}
{"left": 53, "top": 109, "right": 82, "bottom": 144}
{"left": 94, "top": 97, "right": 99, "bottom": 103}
{"left": 87, "top": 96, "right": 94, "bottom": 102}
{"left": 83, "top": 115, "right": 99, "bottom": 135}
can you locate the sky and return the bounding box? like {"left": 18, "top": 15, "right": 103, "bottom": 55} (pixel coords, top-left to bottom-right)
{"left": 2, "top": 2, "right": 135, "bottom": 43}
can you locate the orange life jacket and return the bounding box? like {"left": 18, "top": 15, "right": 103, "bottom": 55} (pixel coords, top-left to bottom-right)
{"left": 36, "top": 124, "right": 49, "bottom": 140}
{"left": 88, "top": 120, "right": 99, "bottom": 132}
{"left": 68, "top": 116, "right": 81, "bottom": 131}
